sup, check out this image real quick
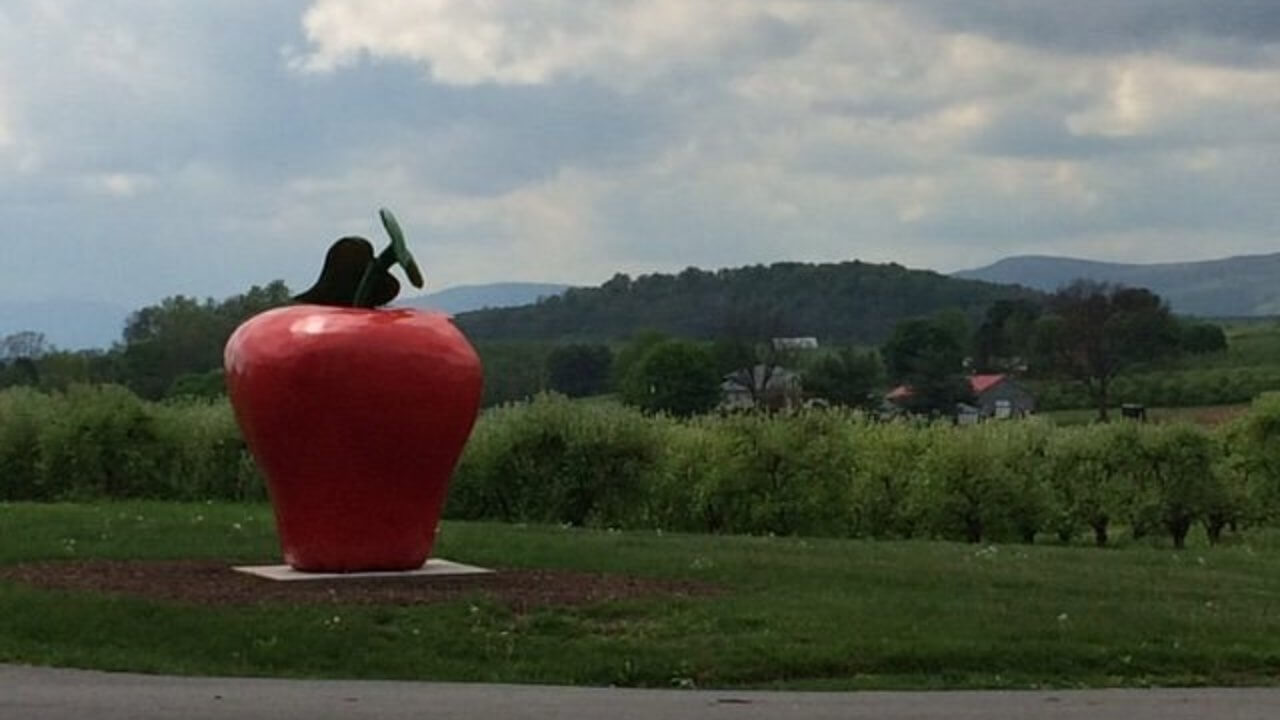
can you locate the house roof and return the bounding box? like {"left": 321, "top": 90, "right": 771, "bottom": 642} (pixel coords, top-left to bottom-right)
{"left": 969, "top": 374, "right": 1006, "bottom": 394}
{"left": 886, "top": 384, "right": 912, "bottom": 400}
{"left": 886, "top": 374, "right": 1008, "bottom": 401}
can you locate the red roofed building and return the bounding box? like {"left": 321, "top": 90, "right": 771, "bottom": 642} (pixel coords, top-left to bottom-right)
{"left": 887, "top": 374, "right": 1035, "bottom": 419}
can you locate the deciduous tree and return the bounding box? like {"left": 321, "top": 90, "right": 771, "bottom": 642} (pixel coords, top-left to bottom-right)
{"left": 1033, "top": 281, "right": 1180, "bottom": 421}
{"left": 803, "top": 347, "right": 883, "bottom": 409}
{"left": 545, "top": 343, "right": 613, "bottom": 398}
{"left": 882, "top": 317, "right": 973, "bottom": 415}
{"left": 619, "top": 339, "right": 720, "bottom": 417}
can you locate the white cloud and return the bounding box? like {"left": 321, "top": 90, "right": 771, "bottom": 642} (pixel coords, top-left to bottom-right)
{"left": 1066, "top": 56, "right": 1280, "bottom": 142}
{"left": 291, "top": 0, "right": 803, "bottom": 87}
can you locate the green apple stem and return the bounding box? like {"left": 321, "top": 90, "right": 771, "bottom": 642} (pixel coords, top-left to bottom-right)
{"left": 351, "top": 208, "right": 425, "bottom": 308}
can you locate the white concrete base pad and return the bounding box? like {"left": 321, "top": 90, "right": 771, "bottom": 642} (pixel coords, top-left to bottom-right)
{"left": 232, "top": 558, "right": 494, "bottom": 582}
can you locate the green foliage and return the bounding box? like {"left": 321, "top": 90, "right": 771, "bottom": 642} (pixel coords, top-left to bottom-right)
{"left": 452, "top": 397, "right": 1262, "bottom": 547}
{"left": 985, "top": 419, "right": 1056, "bottom": 544}
{"left": 644, "top": 419, "right": 730, "bottom": 531}
{"left": 151, "top": 398, "right": 265, "bottom": 501}
{"left": 1130, "top": 423, "right": 1222, "bottom": 548}
{"left": 710, "top": 336, "right": 757, "bottom": 377}
{"left": 688, "top": 411, "right": 858, "bottom": 536}
{"left": 455, "top": 260, "right": 1040, "bottom": 345}
{"left": 1044, "top": 424, "right": 1134, "bottom": 545}
{"left": 449, "top": 394, "right": 663, "bottom": 526}
{"left": 0, "top": 388, "right": 53, "bottom": 499}
{"left": 1033, "top": 282, "right": 1181, "bottom": 420}
{"left": 882, "top": 316, "right": 973, "bottom": 414}
{"left": 544, "top": 343, "right": 613, "bottom": 398}
{"left": 847, "top": 419, "right": 928, "bottom": 538}
{"left": 973, "top": 299, "right": 1040, "bottom": 372}
{"left": 5, "top": 385, "right": 1279, "bottom": 550}
{"left": 618, "top": 339, "right": 720, "bottom": 417}
{"left": 0, "top": 386, "right": 261, "bottom": 502}
{"left": 1217, "top": 393, "right": 1280, "bottom": 527}
{"left": 801, "top": 347, "right": 883, "bottom": 409}
{"left": 28, "top": 348, "right": 120, "bottom": 391}
{"left": 1031, "top": 365, "right": 1280, "bottom": 411}
{"left": 0, "top": 330, "right": 51, "bottom": 360}
{"left": 883, "top": 317, "right": 964, "bottom": 382}
{"left": 1180, "top": 321, "right": 1228, "bottom": 355}
{"left": 0, "top": 357, "right": 40, "bottom": 388}
{"left": 120, "top": 281, "right": 291, "bottom": 399}
{"left": 4, "top": 286, "right": 272, "bottom": 399}
{"left": 168, "top": 369, "right": 227, "bottom": 399}
{"left": 913, "top": 425, "right": 1020, "bottom": 543}
{"left": 472, "top": 341, "right": 551, "bottom": 406}
{"left": 0, "top": 331, "right": 51, "bottom": 389}
{"left": 35, "top": 385, "right": 167, "bottom": 499}
{"left": 1219, "top": 323, "right": 1280, "bottom": 366}
{"left": 611, "top": 330, "right": 669, "bottom": 391}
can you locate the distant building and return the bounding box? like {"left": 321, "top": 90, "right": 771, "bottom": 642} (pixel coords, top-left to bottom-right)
{"left": 968, "top": 374, "right": 1036, "bottom": 418}
{"left": 886, "top": 373, "right": 1035, "bottom": 419}
{"left": 772, "top": 337, "right": 819, "bottom": 351}
{"left": 721, "top": 364, "right": 803, "bottom": 410}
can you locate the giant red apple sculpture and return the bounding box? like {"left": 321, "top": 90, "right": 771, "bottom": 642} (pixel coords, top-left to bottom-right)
{"left": 225, "top": 209, "right": 483, "bottom": 572}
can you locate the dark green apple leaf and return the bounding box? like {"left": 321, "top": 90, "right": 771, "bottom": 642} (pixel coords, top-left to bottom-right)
{"left": 294, "top": 236, "right": 400, "bottom": 307}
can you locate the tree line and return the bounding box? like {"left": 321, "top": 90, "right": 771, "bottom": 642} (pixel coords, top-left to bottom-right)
{"left": 484, "top": 280, "right": 1227, "bottom": 421}
{"left": 0, "top": 273, "right": 1230, "bottom": 421}
{"left": 0, "top": 281, "right": 291, "bottom": 400}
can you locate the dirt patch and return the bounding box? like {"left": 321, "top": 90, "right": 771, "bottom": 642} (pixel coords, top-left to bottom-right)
{"left": 0, "top": 560, "right": 717, "bottom": 611}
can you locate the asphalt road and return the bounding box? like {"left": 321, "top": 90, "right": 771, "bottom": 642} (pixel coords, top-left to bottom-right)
{"left": 4, "top": 664, "right": 1280, "bottom": 720}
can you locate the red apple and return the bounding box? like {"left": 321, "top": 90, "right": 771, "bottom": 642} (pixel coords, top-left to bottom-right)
{"left": 224, "top": 304, "right": 483, "bottom": 572}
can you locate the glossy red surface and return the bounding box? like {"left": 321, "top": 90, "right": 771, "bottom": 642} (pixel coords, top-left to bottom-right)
{"left": 224, "top": 305, "right": 483, "bottom": 572}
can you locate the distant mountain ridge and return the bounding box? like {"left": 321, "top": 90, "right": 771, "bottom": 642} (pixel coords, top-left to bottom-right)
{"left": 399, "top": 282, "right": 572, "bottom": 314}
{"left": 954, "top": 253, "right": 1280, "bottom": 317}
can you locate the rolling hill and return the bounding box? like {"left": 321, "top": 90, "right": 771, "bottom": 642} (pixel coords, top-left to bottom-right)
{"left": 453, "top": 261, "right": 1041, "bottom": 345}
{"left": 954, "top": 253, "right": 1280, "bottom": 317}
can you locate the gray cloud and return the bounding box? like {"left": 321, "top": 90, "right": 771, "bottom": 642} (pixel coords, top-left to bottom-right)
{"left": 969, "top": 105, "right": 1121, "bottom": 159}
{"left": 0, "top": 0, "right": 1278, "bottom": 314}
{"left": 898, "top": 0, "right": 1280, "bottom": 55}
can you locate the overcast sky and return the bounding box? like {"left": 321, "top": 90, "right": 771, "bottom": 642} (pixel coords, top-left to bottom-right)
{"left": 2, "top": 0, "right": 1278, "bottom": 308}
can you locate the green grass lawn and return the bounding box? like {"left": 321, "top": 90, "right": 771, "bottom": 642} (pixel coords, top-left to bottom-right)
{"left": 3, "top": 501, "right": 1280, "bottom": 689}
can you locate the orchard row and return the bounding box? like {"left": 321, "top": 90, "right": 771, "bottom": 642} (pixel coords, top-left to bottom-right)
{"left": 3, "top": 385, "right": 1279, "bottom": 548}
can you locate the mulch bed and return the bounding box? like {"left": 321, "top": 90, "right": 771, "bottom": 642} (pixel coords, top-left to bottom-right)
{"left": 0, "top": 560, "right": 718, "bottom": 611}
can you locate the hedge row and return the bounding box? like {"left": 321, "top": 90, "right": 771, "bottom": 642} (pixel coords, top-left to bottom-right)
{"left": 450, "top": 394, "right": 1280, "bottom": 547}
{"left": 0, "top": 385, "right": 264, "bottom": 502}
{"left": 4, "top": 385, "right": 1280, "bottom": 547}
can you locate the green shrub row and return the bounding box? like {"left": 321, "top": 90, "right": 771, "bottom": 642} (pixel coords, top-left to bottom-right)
{"left": 452, "top": 393, "right": 1280, "bottom": 547}
{"left": 5, "top": 385, "right": 1280, "bottom": 548}
{"left": 0, "top": 385, "right": 264, "bottom": 501}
